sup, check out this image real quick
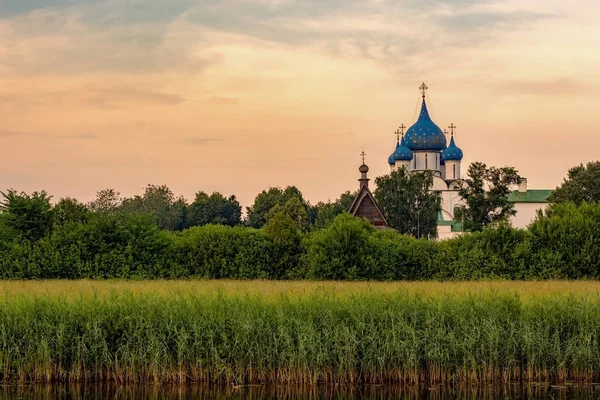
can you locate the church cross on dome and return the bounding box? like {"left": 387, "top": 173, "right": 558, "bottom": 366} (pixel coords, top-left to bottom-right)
{"left": 419, "top": 82, "right": 428, "bottom": 99}
{"left": 448, "top": 123, "right": 456, "bottom": 136}
{"left": 361, "top": 150, "right": 366, "bottom": 164}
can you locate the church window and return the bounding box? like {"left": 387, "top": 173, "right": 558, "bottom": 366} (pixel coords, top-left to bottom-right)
{"left": 425, "top": 154, "right": 428, "bottom": 169}
{"left": 453, "top": 164, "right": 456, "bottom": 179}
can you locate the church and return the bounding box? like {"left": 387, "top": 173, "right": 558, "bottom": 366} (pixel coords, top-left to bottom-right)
{"left": 350, "top": 83, "right": 551, "bottom": 239}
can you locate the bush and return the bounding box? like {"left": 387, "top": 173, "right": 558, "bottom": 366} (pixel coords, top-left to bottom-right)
{"left": 528, "top": 203, "right": 600, "bottom": 279}
{"left": 0, "top": 202, "right": 599, "bottom": 281}
{"left": 169, "top": 225, "right": 277, "bottom": 279}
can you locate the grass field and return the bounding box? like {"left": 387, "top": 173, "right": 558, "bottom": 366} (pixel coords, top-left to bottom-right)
{"left": 2, "top": 279, "right": 600, "bottom": 299}
{"left": 1, "top": 280, "right": 600, "bottom": 385}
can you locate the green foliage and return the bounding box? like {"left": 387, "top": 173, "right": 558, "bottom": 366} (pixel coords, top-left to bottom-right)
{"left": 312, "top": 191, "right": 356, "bottom": 229}
{"left": 305, "top": 214, "right": 378, "bottom": 280}
{"left": 53, "top": 197, "right": 90, "bottom": 226}
{"left": 433, "top": 224, "right": 531, "bottom": 280}
{"left": 120, "top": 184, "right": 187, "bottom": 231}
{"left": 246, "top": 186, "right": 309, "bottom": 229}
{"left": 262, "top": 212, "right": 302, "bottom": 278}
{"left": 267, "top": 197, "right": 309, "bottom": 232}
{"left": 374, "top": 168, "right": 441, "bottom": 238}
{"left": 88, "top": 188, "right": 122, "bottom": 213}
{"left": 188, "top": 191, "right": 241, "bottom": 227}
{"left": 2, "top": 290, "right": 600, "bottom": 384}
{"left": 169, "top": 225, "right": 275, "bottom": 279}
{"left": 2, "top": 184, "right": 600, "bottom": 281}
{"left": 458, "top": 162, "right": 522, "bottom": 231}
{"left": 549, "top": 161, "right": 600, "bottom": 204}
{"left": 528, "top": 202, "right": 600, "bottom": 279}
{"left": 0, "top": 189, "right": 54, "bottom": 242}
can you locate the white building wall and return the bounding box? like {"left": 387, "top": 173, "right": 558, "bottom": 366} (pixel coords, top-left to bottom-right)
{"left": 393, "top": 160, "right": 411, "bottom": 172}
{"left": 445, "top": 161, "right": 461, "bottom": 180}
{"left": 511, "top": 203, "right": 548, "bottom": 229}
{"left": 412, "top": 152, "right": 441, "bottom": 173}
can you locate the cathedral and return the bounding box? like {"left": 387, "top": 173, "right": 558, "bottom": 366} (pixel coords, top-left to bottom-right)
{"left": 350, "top": 83, "right": 551, "bottom": 239}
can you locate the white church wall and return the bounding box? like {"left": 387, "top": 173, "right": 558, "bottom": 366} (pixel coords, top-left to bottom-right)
{"left": 511, "top": 203, "right": 548, "bottom": 228}
{"left": 412, "top": 152, "right": 440, "bottom": 172}
{"left": 439, "top": 190, "right": 465, "bottom": 220}
{"left": 445, "top": 161, "right": 461, "bottom": 180}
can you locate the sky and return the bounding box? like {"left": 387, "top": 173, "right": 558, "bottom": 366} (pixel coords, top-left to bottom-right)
{"left": 1, "top": 0, "right": 599, "bottom": 209}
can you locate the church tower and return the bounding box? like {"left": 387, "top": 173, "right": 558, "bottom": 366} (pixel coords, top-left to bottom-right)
{"left": 402, "top": 83, "right": 447, "bottom": 175}
{"left": 388, "top": 125, "right": 413, "bottom": 172}
{"left": 348, "top": 152, "right": 388, "bottom": 228}
{"left": 441, "top": 123, "right": 463, "bottom": 180}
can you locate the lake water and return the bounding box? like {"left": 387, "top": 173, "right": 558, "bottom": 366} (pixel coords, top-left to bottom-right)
{"left": 2, "top": 384, "right": 599, "bottom": 399}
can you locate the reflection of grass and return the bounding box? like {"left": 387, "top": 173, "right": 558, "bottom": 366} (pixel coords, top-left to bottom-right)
{"left": 1, "top": 280, "right": 600, "bottom": 384}
{"left": 2, "top": 383, "right": 599, "bottom": 399}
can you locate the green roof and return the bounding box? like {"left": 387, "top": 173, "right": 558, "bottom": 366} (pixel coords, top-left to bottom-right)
{"left": 437, "top": 213, "right": 465, "bottom": 232}
{"left": 507, "top": 189, "right": 552, "bottom": 203}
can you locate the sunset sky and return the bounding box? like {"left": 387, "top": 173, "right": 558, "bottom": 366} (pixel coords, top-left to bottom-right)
{"left": 1, "top": 0, "right": 599, "bottom": 209}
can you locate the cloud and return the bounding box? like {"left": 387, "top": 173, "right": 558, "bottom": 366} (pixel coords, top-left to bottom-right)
{"left": 207, "top": 97, "right": 239, "bottom": 105}
{"left": 89, "top": 89, "right": 187, "bottom": 106}
{"left": 0, "top": 130, "right": 30, "bottom": 137}
{"left": 184, "top": 137, "right": 223, "bottom": 146}
{"left": 497, "top": 79, "right": 595, "bottom": 96}
{"left": 60, "top": 133, "right": 98, "bottom": 140}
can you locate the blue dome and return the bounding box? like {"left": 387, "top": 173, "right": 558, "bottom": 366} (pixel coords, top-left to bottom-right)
{"left": 388, "top": 142, "right": 399, "bottom": 165}
{"left": 441, "top": 136, "right": 463, "bottom": 161}
{"left": 404, "top": 99, "right": 446, "bottom": 151}
{"left": 392, "top": 136, "right": 414, "bottom": 161}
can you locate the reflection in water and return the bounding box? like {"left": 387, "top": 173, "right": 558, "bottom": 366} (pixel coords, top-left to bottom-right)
{"left": 1, "top": 384, "right": 599, "bottom": 399}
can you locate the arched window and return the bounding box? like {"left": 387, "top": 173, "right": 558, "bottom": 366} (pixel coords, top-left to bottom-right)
{"left": 453, "top": 164, "right": 456, "bottom": 179}
{"left": 425, "top": 154, "right": 428, "bottom": 169}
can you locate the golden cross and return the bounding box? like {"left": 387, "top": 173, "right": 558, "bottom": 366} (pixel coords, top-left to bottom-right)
{"left": 419, "top": 82, "right": 428, "bottom": 99}
{"left": 394, "top": 128, "right": 400, "bottom": 142}
{"left": 360, "top": 150, "right": 366, "bottom": 164}
{"left": 399, "top": 123, "right": 406, "bottom": 136}
{"left": 448, "top": 123, "right": 456, "bottom": 136}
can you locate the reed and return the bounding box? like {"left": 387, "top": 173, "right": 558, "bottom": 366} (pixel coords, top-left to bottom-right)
{"left": 1, "top": 281, "right": 600, "bottom": 384}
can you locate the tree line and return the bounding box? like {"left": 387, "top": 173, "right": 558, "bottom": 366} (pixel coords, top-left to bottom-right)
{"left": 0, "top": 161, "right": 598, "bottom": 280}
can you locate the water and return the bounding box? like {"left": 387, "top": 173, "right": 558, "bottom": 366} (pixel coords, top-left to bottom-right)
{"left": 1, "top": 384, "right": 599, "bottom": 399}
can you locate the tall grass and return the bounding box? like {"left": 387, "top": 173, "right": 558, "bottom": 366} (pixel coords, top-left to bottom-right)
{"left": 1, "top": 283, "right": 600, "bottom": 384}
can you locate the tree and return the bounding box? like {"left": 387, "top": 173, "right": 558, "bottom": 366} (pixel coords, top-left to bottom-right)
{"left": 188, "top": 191, "right": 241, "bottom": 227}
{"left": 88, "top": 189, "right": 122, "bottom": 213}
{"left": 267, "top": 197, "right": 309, "bottom": 232}
{"left": 458, "top": 162, "right": 522, "bottom": 232}
{"left": 0, "top": 189, "right": 54, "bottom": 241}
{"left": 262, "top": 211, "right": 302, "bottom": 278}
{"left": 549, "top": 161, "right": 600, "bottom": 205}
{"left": 54, "top": 197, "right": 90, "bottom": 225}
{"left": 312, "top": 191, "right": 356, "bottom": 229}
{"left": 246, "top": 186, "right": 310, "bottom": 228}
{"left": 374, "top": 168, "right": 441, "bottom": 238}
{"left": 120, "top": 185, "right": 187, "bottom": 231}
{"left": 305, "top": 213, "right": 377, "bottom": 280}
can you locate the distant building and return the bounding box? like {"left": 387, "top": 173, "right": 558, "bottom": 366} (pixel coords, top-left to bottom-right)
{"left": 348, "top": 153, "right": 388, "bottom": 229}
{"left": 355, "top": 83, "right": 551, "bottom": 238}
